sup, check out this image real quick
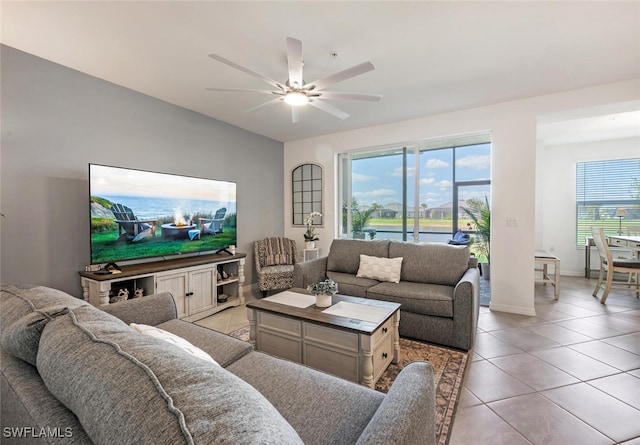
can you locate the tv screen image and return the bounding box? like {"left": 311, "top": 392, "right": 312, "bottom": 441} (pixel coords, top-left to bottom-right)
{"left": 89, "top": 164, "right": 237, "bottom": 265}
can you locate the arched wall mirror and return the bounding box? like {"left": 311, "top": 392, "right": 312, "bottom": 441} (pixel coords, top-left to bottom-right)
{"left": 292, "top": 163, "right": 323, "bottom": 226}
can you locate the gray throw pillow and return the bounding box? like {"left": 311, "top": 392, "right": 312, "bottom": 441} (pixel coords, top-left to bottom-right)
{"left": 389, "top": 241, "right": 470, "bottom": 285}
{"left": 2, "top": 305, "right": 70, "bottom": 366}
{"left": 327, "top": 239, "right": 390, "bottom": 274}
{"left": 1, "top": 284, "right": 88, "bottom": 365}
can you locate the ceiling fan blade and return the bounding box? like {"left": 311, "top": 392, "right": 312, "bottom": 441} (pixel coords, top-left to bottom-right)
{"left": 208, "top": 53, "right": 284, "bottom": 90}
{"left": 308, "top": 100, "right": 350, "bottom": 120}
{"left": 244, "top": 97, "right": 283, "bottom": 114}
{"left": 205, "top": 87, "right": 276, "bottom": 94}
{"left": 317, "top": 91, "right": 382, "bottom": 102}
{"left": 291, "top": 107, "right": 300, "bottom": 124}
{"left": 286, "top": 37, "right": 304, "bottom": 88}
{"left": 306, "top": 61, "right": 375, "bottom": 91}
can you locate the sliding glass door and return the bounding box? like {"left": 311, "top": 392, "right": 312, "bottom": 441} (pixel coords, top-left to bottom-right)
{"left": 339, "top": 135, "right": 491, "bottom": 244}
{"left": 339, "top": 146, "right": 415, "bottom": 241}
{"left": 417, "top": 145, "right": 454, "bottom": 242}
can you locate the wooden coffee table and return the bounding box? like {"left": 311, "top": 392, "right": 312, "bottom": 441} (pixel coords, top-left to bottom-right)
{"left": 246, "top": 288, "right": 400, "bottom": 388}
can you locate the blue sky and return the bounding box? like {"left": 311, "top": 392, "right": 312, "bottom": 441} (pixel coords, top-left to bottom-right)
{"left": 91, "top": 164, "right": 236, "bottom": 201}
{"left": 351, "top": 143, "right": 491, "bottom": 210}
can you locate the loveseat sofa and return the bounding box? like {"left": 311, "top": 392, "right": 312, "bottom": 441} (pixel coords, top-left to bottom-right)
{"left": 294, "top": 239, "right": 480, "bottom": 350}
{"left": 1, "top": 283, "right": 435, "bottom": 445}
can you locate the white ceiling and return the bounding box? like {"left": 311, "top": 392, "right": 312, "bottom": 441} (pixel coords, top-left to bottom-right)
{"left": 2, "top": 1, "right": 640, "bottom": 143}
{"left": 538, "top": 104, "right": 640, "bottom": 146}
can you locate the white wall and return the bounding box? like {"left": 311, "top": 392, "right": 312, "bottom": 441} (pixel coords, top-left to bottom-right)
{"left": 536, "top": 137, "right": 640, "bottom": 276}
{"left": 284, "top": 79, "right": 640, "bottom": 316}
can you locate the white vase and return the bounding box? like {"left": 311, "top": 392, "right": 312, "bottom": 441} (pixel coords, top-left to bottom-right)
{"left": 305, "top": 241, "right": 316, "bottom": 250}
{"left": 315, "top": 293, "right": 332, "bottom": 308}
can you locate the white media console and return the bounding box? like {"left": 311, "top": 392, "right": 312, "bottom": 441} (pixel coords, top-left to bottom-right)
{"left": 79, "top": 253, "right": 245, "bottom": 322}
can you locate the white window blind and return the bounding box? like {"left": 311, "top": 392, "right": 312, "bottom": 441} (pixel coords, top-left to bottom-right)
{"left": 576, "top": 158, "right": 640, "bottom": 246}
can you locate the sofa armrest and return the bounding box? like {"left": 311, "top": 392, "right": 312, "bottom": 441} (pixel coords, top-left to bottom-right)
{"left": 468, "top": 256, "right": 478, "bottom": 268}
{"left": 452, "top": 267, "right": 481, "bottom": 350}
{"left": 356, "top": 362, "right": 436, "bottom": 445}
{"left": 101, "top": 292, "right": 178, "bottom": 326}
{"left": 293, "top": 257, "right": 328, "bottom": 288}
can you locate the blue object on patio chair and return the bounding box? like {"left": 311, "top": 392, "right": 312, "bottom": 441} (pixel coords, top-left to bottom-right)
{"left": 448, "top": 230, "right": 470, "bottom": 246}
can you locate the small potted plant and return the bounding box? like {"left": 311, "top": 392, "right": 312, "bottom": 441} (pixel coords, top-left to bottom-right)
{"left": 303, "top": 211, "right": 322, "bottom": 249}
{"left": 345, "top": 198, "right": 375, "bottom": 239}
{"left": 307, "top": 279, "right": 338, "bottom": 307}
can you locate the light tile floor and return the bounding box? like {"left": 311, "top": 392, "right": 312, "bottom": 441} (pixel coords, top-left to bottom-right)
{"left": 195, "top": 288, "right": 260, "bottom": 333}
{"left": 452, "top": 276, "right": 640, "bottom": 445}
{"left": 197, "top": 277, "right": 640, "bottom": 444}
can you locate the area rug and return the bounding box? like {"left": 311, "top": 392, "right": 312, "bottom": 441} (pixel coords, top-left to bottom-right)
{"left": 228, "top": 325, "right": 468, "bottom": 445}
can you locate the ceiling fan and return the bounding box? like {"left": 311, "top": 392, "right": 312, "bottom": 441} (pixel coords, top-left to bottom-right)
{"left": 206, "top": 37, "right": 382, "bottom": 123}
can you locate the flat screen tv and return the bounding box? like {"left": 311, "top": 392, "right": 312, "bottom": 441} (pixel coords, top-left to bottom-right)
{"left": 89, "top": 164, "right": 237, "bottom": 265}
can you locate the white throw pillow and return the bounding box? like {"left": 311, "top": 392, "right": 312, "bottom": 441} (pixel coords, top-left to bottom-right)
{"left": 130, "top": 323, "right": 219, "bottom": 366}
{"left": 356, "top": 254, "right": 403, "bottom": 283}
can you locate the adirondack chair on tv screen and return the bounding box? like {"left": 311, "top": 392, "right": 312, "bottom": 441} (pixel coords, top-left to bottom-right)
{"left": 199, "top": 207, "right": 227, "bottom": 235}
{"left": 111, "top": 203, "right": 158, "bottom": 242}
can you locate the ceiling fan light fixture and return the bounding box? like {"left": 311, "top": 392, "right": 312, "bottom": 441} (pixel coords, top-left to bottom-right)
{"left": 207, "top": 37, "right": 380, "bottom": 121}
{"left": 284, "top": 91, "right": 309, "bottom": 106}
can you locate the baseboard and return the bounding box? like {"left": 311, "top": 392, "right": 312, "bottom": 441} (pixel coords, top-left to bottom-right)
{"left": 562, "top": 269, "right": 591, "bottom": 277}
{"left": 241, "top": 283, "right": 259, "bottom": 293}
{"left": 489, "top": 302, "right": 537, "bottom": 316}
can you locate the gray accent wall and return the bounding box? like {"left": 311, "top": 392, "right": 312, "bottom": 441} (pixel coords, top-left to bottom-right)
{"left": 1, "top": 45, "right": 284, "bottom": 296}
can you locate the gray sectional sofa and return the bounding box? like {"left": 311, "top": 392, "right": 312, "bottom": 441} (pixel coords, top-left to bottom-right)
{"left": 294, "top": 239, "right": 480, "bottom": 350}
{"left": 1, "top": 283, "right": 436, "bottom": 445}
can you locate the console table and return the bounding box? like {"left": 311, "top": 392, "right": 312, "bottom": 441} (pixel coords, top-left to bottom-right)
{"left": 607, "top": 234, "right": 640, "bottom": 253}
{"left": 585, "top": 235, "right": 640, "bottom": 278}
{"left": 79, "top": 253, "right": 245, "bottom": 322}
{"left": 535, "top": 250, "right": 560, "bottom": 299}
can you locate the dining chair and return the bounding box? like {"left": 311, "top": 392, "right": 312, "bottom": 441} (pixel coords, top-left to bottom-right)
{"left": 591, "top": 227, "right": 640, "bottom": 304}
{"left": 626, "top": 226, "right": 640, "bottom": 286}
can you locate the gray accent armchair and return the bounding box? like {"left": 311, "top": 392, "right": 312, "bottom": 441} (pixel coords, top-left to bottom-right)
{"left": 255, "top": 237, "right": 297, "bottom": 297}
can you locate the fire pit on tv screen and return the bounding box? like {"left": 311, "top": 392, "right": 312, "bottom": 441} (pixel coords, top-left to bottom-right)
{"left": 89, "top": 164, "right": 237, "bottom": 265}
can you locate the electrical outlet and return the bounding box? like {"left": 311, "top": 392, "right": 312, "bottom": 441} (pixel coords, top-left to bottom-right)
{"left": 506, "top": 217, "right": 518, "bottom": 227}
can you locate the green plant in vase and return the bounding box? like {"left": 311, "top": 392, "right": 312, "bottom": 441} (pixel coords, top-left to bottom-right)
{"left": 346, "top": 198, "right": 375, "bottom": 239}
{"left": 307, "top": 278, "right": 338, "bottom": 308}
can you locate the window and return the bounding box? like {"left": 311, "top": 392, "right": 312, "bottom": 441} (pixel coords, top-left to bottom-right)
{"left": 576, "top": 158, "right": 640, "bottom": 246}
{"left": 292, "top": 163, "right": 323, "bottom": 226}
{"left": 338, "top": 134, "right": 491, "bottom": 246}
